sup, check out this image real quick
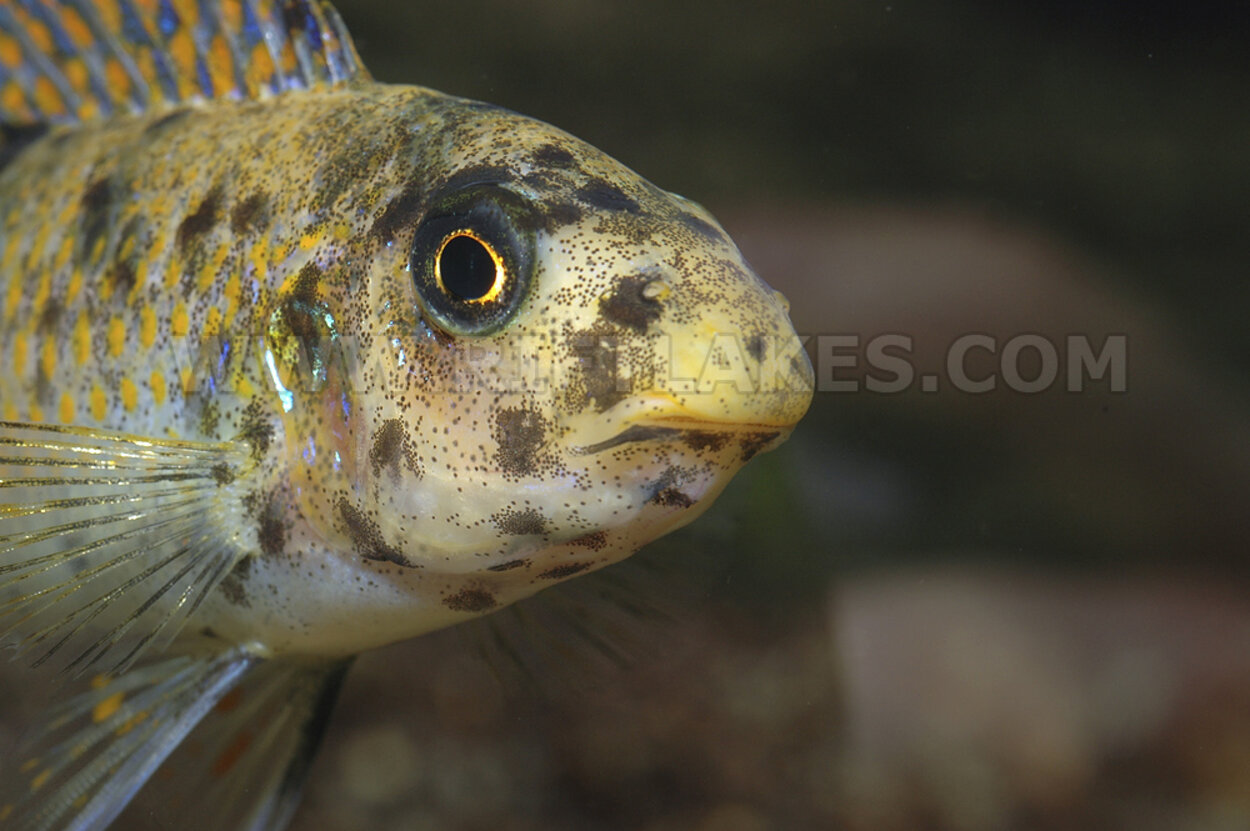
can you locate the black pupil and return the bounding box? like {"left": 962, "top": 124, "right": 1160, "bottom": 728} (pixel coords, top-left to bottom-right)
{"left": 440, "top": 234, "right": 498, "bottom": 301}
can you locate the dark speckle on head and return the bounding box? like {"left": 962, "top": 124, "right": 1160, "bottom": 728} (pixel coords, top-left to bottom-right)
{"left": 176, "top": 186, "right": 222, "bottom": 249}
{"left": 437, "top": 164, "right": 511, "bottom": 196}
{"left": 337, "top": 497, "right": 414, "bottom": 567}
{"left": 570, "top": 530, "right": 609, "bottom": 551}
{"left": 444, "top": 587, "right": 497, "bottom": 612}
{"left": 539, "top": 201, "right": 583, "bottom": 231}
{"left": 492, "top": 507, "right": 548, "bottom": 536}
{"left": 740, "top": 431, "right": 782, "bottom": 462}
{"left": 369, "top": 179, "right": 424, "bottom": 243}
{"left": 678, "top": 211, "right": 723, "bottom": 241}
{"left": 600, "top": 274, "right": 664, "bottom": 334}
{"left": 487, "top": 558, "right": 530, "bottom": 572}
{"left": 492, "top": 406, "right": 548, "bottom": 477}
{"left": 683, "top": 430, "right": 730, "bottom": 453}
{"left": 568, "top": 325, "right": 628, "bottom": 413}
{"left": 648, "top": 466, "right": 695, "bottom": 508}
{"left": 369, "top": 421, "right": 403, "bottom": 475}
{"left": 651, "top": 487, "right": 694, "bottom": 508}
{"left": 577, "top": 179, "right": 640, "bottom": 214}
{"left": 291, "top": 261, "right": 321, "bottom": 304}
{"left": 370, "top": 418, "right": 420, "bottom": 481}
{"left": 539, "top": 563, "right": 591, "bottom": 580}
{"left": 531, "top": 143, "right": 577, "bottom": 168}
{"left": 790, "top": 353, "right": 809, "bottom": 381}
{"left": 745, "top": 334, "right": 767, "bottom": 364}
{"left": 219, "top": 575, "right": 248, "bottom": 607}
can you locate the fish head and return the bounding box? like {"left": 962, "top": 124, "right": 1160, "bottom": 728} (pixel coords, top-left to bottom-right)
{"left": 267, "top": 93, "right": 813, "bottom": 639}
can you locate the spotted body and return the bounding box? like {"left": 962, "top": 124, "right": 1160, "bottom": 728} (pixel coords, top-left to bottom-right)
{"left": 0, "top": 2, "right": 812, "bottom": 829}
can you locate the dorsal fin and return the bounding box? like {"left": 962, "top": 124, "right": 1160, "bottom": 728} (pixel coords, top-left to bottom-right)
{"left": 0, "top": 0, "right": 369, "bottom": 128}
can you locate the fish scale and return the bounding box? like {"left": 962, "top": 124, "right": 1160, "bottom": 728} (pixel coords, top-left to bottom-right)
{"left": 0, "top": 2, "right": 813, "bottom": 829}
{"left": 0, "top": 86, "right": 409, "bottom": 437}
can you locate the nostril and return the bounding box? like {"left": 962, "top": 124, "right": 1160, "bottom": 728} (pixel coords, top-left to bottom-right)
{"left": 599, "top": 273, "right": 667, "bottom": 334}
{"left": 641, "top": 277, "right": 671, "bottom": 302}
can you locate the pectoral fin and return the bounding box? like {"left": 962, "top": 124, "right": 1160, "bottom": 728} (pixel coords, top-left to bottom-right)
{"left": 0, "top": 421, "right": 251, "bottom": 676}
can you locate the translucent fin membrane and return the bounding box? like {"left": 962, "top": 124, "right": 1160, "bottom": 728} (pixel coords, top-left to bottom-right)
{"left": 0, "top": 421, "right": 249, "bottom": 677}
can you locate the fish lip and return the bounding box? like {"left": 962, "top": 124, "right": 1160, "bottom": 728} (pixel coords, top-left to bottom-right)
{"left": 571, "top": 424, "right": 685, "bottom": 455}
{"left": 570, "top": 418, "right": 792, "bottom": 456}
{"left": 643, "top": 415, "right": 798, "bottom": 432}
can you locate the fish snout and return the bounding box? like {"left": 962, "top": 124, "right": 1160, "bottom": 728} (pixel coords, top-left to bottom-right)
{"left": 632, "top": 274, "right": 814, "bottom": 434}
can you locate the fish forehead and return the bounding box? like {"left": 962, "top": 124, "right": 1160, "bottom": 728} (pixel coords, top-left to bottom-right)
{"left": 0, "top": 83, "right": 696, "bottom": 317}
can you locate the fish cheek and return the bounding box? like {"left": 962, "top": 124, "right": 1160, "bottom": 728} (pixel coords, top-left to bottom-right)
{"left": 262, "top": 279, "right": 359, "bottom": 545}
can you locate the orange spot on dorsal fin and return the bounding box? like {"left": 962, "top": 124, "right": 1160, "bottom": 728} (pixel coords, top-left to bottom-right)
{"left": 0, "top": 0, "right": 371, "bottom": 129}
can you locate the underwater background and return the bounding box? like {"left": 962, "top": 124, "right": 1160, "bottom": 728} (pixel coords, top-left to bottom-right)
{"left": 5, "top": 1, "right": 1249, "bottom": 829}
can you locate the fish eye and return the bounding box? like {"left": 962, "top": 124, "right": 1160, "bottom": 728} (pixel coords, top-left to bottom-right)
{"left": 435, "top": 230, "right": 505, "bottom": 303}
{"left": 409, "top": 186, "right": 535, "bottom": 336}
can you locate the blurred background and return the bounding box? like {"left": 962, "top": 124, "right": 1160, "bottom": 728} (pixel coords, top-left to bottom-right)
{"left": 288, "top": 2, "right": 1250, "bottom": 830}
{"left": 6, "top": 1, "right": 1249, "bottom": 829}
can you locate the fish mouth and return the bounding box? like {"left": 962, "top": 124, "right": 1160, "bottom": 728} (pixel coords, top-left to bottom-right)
{"left": 571, "top": 418, "right": 791, "bottom": 456}
{"left": 572, "top": 424, "right": 685, "bottom": 455}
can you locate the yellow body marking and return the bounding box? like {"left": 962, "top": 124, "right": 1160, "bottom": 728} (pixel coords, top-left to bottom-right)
{"left": 107, "top": 316, "right": 126, "bottom": 357}
{"left": 89, "top": 385, "right": 106, "bottom": 421}
{"left": 120, "top": 377, "right": 138, "bottom": 412}
{"left": 150, "top": 371, "right": 167, "bottom": 405}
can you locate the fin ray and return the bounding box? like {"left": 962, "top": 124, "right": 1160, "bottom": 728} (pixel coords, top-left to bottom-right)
{"left": 0, "top": 0, "right": 370, "bottom": 128}
{"left": 0, "top": 421, "right": 250, "bottom": 676}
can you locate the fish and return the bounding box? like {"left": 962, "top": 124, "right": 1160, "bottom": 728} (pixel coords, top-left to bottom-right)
{"left": 0, "top": 1, "right": 814, "bottom": 829}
